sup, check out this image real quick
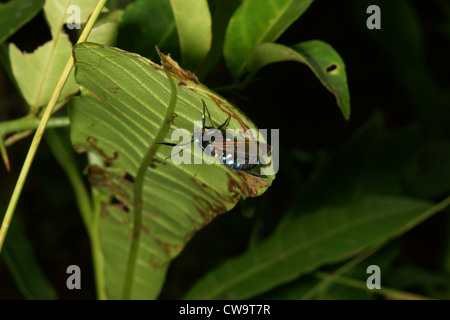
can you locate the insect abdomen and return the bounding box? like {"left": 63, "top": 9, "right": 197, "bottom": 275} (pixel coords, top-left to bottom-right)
{"left": 221, "top": 153, "right": 259, "bottom": 171}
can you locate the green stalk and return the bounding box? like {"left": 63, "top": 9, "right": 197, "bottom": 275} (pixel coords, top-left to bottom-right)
{"left": 0, "top": 0, "right": 108, "bottom": 254}
{"left": 0, "top": 137, "right": 9, "bottom": 171}
{"left": 0, "top": 116, "right": 69, "bottom": 136}
{"left": 122, "top": 48, "right": 178, "bottom": 299}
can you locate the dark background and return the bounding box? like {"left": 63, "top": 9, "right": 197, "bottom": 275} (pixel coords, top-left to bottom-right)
{"left": 0, "top": 0, "right": 449, "bottom": 299}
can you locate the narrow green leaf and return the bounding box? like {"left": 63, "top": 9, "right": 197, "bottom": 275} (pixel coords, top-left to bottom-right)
{"left": 184, "top": 194, "right": 433, "bottom": 299}
{"left": 0, "top": 0, "right": 45, "bottom": 45}
{"left": 9, "top": 33, "right": 79, "bottom": 112}
{"left": 45, "top": 129, "right": 92, "bottom": 229}
{"left": 3, "top": 219, "right": 57, "bottom": 300}
{"left": 118, "top": 0, "right": 180, "bottom": 62}
{"left": 69, "top": 43, "right": 275, "bottom": 299}
{"left": 169, "top": 0, "right": 212, "bottom": 70}
{"left": 224, "top": 0, "right": 314, "bottom": 77}
{"left": 247, "top": 41, "right": 351, "bottom": 120}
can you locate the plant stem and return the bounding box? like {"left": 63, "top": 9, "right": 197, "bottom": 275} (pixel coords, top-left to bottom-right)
{"left": 0, "top": 116, "right": 70, "bottom": 136}
{"left": 122, "top": 48, "right": 178, "bottom": 299}
{"left": 0, "top": 0, "right": 108, "bottom": 254}
{"left": 0, "top": 137, "right": 9, "bottom": 171}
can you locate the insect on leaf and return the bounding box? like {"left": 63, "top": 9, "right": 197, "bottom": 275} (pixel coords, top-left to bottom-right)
{"left": 69, "top": 43, "right": 275, "bottom": 299}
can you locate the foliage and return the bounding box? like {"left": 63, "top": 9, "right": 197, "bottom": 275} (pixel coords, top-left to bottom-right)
{"left": 0, "top": 0, "right": 449, "bottom": 300}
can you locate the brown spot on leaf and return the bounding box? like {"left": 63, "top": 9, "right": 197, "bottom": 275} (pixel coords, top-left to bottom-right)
{"left": 87, "top": 165, "right": 133, "bottom": 205}
{"left": 149, "top": 255, "right": 171, "bottom": 269}
{"left": 156, "top": 48, "right": 199, "bottom": 84}
{"left": 108, "top": 87, "right": 120, "bottom": 94}
{"left": 227, "top": 171, "right": 269, "bottom": 199}
{"left": 87, "top": 89, "right": 109, "bottom": 105}
{"left": 86, "top": 136, "right": 118, "bottom": 164}
{"left": 206, "top": 94, "right": 253, "bottom": 135}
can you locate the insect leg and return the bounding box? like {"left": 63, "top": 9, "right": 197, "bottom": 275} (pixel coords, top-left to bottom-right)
{"left": 217, "top": 113, "right": 231, "bottom": 130}
{"left": 161, "top": 140, "right": 194, "bottom": 163}
{"left": 245, "top": 169, "right": 264, "bottom": 178}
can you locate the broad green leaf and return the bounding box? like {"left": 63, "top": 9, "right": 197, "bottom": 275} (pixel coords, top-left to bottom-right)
{"left": 247, "top": 41, "right": 351, "bottom": 120}
{"left": 9, "top": 33, "right": 79, "bottom": 112}
{"left": 3, "top": 218, "right": 57, "bottom": 299}
{"left": 118, "top": 0, "right": 180, "bottom": 62}
{"left": 169, "top": 0, "right": 212, "bottom": 70}
{"left": 184, "top": 194, "right": 433, "bottom": 299}
{"left": 43, "top": 0, "right": 99, "bottom": 37}
{"left": 0, "top": 0, "right": 45, "bottom": 45}
{"left": 224, "top": 0, "right": 314, "bottom": 77}
{"left": 69, "top": 43, "right": 274, "bottom": 299}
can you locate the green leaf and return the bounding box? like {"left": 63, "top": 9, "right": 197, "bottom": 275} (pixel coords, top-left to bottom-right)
{"left": 87, "top": 22, "right": 119, "bottom": 47}
{"left": 0, "top": 0, "right": 45, "bottom": 45}
{"left": 45, "top": 129, "right": 92, "bottom": 230}
{"left": 3, "top": 218, "right": 57, "bottom": 299}
{"left": 247, "top": 41, "right": 351, "bottom": 120}
{"left": 169, "top": 0, "right": 212, "bottom": 70}
{"left": 9, "top": 33, "right": 79, "bottom": 112}
{"left": 183, "top": 194, "right": 433, "bottom": 299}
{"left": 117, "top": 0, "right": 180, "bottom": 62}
{"left": 43, "top": 0, "right": 99, "bottom": 37}
{"left": 259, "top": 244, "right": 399, "bottom": 299}
{"left": 87, "top": 9, "right": 124, "bottom": 46}
{"left": 224, "top": 0, "right": 314, "bottom": 77}
{"left": 69, "top": 43, "right": 275, "bottom": 299}
{"left": 195, "top": 0, "right": 241, "bottom": 80}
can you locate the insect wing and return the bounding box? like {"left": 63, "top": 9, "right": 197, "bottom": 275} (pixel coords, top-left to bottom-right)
{"left": 210, "top": 140, "right": 270, "bottom": 165}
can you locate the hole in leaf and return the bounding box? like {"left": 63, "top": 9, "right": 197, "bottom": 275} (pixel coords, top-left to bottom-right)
{"left": 326, "top": 64, "right": 338, "bottom": 73}
{"left": 123, "top": 172, "right": 135, "bottom": 183}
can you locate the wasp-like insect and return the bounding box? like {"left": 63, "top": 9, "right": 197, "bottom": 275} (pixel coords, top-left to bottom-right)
{"left": 159, "top": 100, "right": 271, "bottom": 177}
